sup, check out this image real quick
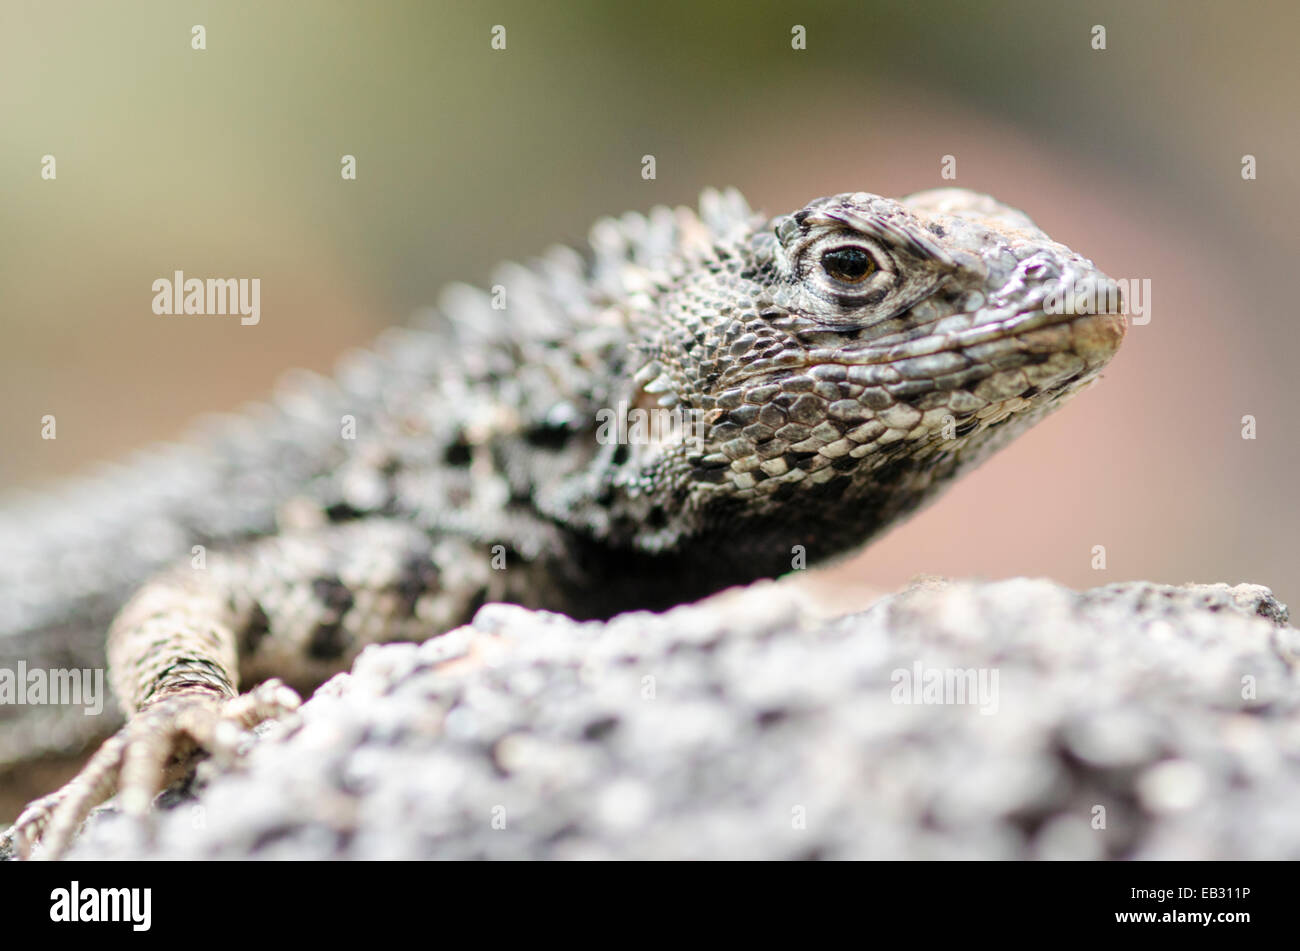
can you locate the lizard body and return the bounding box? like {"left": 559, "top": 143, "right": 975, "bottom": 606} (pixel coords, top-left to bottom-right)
{"left": 0, "top": 187, "right": 1125, "bottom": 856}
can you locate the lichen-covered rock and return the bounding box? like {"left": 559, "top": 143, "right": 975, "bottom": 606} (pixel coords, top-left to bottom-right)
{"left": 64, "top": 578, "right": 1298, "bottom": 859}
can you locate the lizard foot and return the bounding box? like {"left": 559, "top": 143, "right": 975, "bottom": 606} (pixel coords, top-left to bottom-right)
{"left": 2, "top": 678, "right": 300, "bottom": 860}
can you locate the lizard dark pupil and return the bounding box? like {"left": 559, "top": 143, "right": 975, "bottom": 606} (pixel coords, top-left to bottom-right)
{"left": 821, "top": 247, "right": 874, "bottom": 283}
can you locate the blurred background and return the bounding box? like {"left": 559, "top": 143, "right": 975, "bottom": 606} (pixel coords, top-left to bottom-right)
{"left": 1, "top": 0, "right": 1297, "bottom": 607}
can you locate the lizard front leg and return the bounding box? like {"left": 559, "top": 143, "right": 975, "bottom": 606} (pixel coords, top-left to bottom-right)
{"left": 4, "top": 519, "right": 494, "bottom": 859}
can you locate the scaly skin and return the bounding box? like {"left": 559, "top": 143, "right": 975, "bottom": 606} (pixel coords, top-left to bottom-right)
{"left": 1, "top": 188, "right": 1124, "bottom": 857}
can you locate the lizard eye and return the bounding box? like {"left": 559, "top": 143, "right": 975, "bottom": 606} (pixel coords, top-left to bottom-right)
{"left": 820, "top": 246, "right": 876, "bottom": 284}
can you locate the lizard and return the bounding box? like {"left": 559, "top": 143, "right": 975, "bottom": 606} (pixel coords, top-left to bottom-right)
{"left": 0, "top": 187, "right": 1125, "bottom": 858}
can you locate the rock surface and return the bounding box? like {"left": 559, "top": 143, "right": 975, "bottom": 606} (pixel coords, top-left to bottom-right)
{"left": 62, "top": 578, "right": 1298, "bottom": 860}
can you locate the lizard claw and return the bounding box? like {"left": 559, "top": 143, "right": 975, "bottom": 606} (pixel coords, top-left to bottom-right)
{"left": 3, "top": 679, "right": 300, "bottom": 860}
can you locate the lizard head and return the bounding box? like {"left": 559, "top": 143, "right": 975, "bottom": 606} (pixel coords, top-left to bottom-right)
{"left": 604, "top": 188, "right": 1125, "bottom": 572}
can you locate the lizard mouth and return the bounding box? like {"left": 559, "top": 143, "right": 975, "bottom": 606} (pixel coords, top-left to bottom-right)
{"left": 940, "top": 301, "right": 1127, "bottom": 369}
{"left": 721, "top": 302, "right": 1126, "bottom": 392}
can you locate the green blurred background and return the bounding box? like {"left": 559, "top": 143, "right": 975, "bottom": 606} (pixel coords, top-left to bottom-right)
{"left": 2, "top": 0, "right": 1297, "bottom": 603}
